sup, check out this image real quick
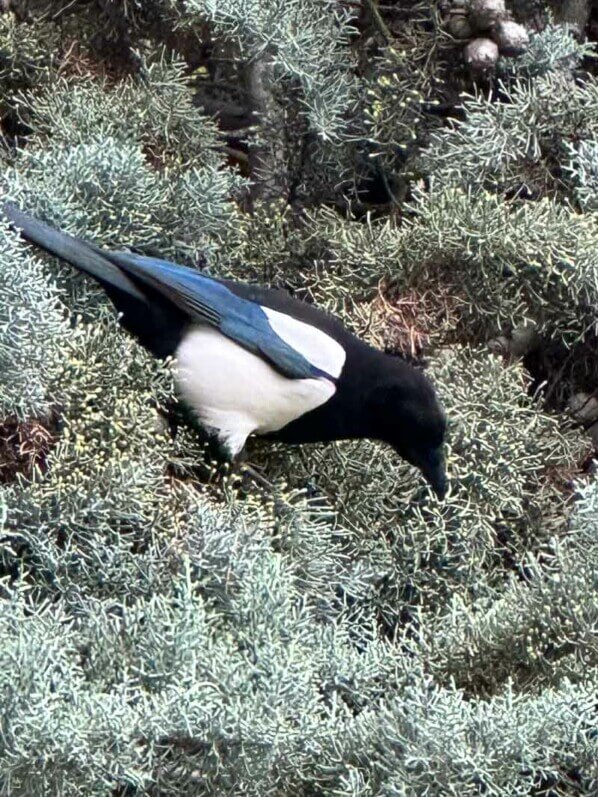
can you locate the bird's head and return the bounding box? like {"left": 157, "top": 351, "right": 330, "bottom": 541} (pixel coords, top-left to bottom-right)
{"left": 367, "top": 363, "right": 448, "bottom": 499}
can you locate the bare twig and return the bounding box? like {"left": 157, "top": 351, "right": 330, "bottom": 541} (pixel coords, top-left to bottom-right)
{"left": 221, "top": 145, "right": 249, "bottom": 165}
{"left": 364, "top": 0, "right": 393, "bottom": 42}
{"left": 244, "top": 56, "right": 289, "bottom": 204}
{"left": 193, "top": 93, "right": 256, "bottom": 131}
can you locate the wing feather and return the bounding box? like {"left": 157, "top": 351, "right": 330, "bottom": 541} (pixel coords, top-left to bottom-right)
{"left": 105, "top": 251, "right": 340, "bottom": 382}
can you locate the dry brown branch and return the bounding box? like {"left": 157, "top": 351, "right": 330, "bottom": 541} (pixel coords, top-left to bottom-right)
{"left": 375, "top": 283, "right": 468, "bottom": 357}
{"left": 0, "top": 416, "right": 54, "bottom": 483}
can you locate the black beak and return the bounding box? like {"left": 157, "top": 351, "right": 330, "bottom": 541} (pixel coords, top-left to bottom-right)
{"left": 417, "top": 447, "right": 448, "bottom": 499}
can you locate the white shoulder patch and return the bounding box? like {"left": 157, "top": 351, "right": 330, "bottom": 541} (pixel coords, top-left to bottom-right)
{"left": 175, "top": 326, "right": 337, "bottom": 457}
{"left": 261, "top": 306, "right": 346, "bottom": 379}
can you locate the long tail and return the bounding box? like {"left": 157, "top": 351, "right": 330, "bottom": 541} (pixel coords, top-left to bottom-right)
{"left": 2, "top": 203, "right": 189, "bottom": 357}
{"left": 3, "top": 203, "right": 147, "bottom": 302}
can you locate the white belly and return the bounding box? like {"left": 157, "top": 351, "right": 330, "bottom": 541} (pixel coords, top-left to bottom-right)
{"left": 174, "top": 326, "right": 336, "bottom": 456}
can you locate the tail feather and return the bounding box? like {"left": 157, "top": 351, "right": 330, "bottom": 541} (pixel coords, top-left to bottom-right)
{"left": 3, "top": 202, "right": 188, "bottom": 358}
{"left": 3, "top": 203, "right": 148, "bottom": 303}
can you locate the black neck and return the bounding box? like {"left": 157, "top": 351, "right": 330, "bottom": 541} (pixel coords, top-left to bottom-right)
{"left": 267, "top": 344, "right": 392, "bottom": 445}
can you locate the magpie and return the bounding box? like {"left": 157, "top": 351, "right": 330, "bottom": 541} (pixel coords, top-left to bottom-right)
{"left": 3, "top": 203, "right": 448, "bottom": 498}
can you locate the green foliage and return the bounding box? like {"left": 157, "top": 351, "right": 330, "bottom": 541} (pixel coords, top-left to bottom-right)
{"left": 405, "top": 25, "right": 598, "bottom": 349}
{"left": 17, "top": 55, "right": 223, "bottom": 165}
{"left": 4, "top": 54, "right": 245, "bottom": 272}
{"left": 420, "top": 512, "right": 598, "bottom": 693}
{"left": 7, "top": 135, "right": 239, "bottom": 264}
{"left": 497, "top": 23, "right": 595, "bottom": 78}
{"left": 282, "top": 185, "right": 597, "bottom": 348}
{"left": 396, "top": 184, "right": 598, "bottom": 341}
{"left": 177, "top": 0, "right": 359, "bottom": 139}
{"left": 0, "top": 478, "right": 596, "bottom": 795}
{"left": 363, "top": 3, "right": 455, "bottom": 165}
{"left": 419, "top": 73, "right": 598, "bottom": 200}
{"left": 0, "top": 222, "right": 67, "bottom": 418}
{"left": 565, "top": 139, "right": 598, "bottom": 212}
{"left": 347, "top": 674, "right": 596, "bottom": 797}
{"left": 0, "top": 14, "right": 60, "bottom": 96}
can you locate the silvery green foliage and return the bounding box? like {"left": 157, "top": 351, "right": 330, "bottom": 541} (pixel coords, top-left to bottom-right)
{"left": 418, "top": 72, "right": 598, "bottom": 198}
{"left": 1, "top": 314, "right": 178, "bottom": 604}
{"left": 0, "top": 222, "right": 67, "bottom": 418}
{"left": 289, "top": 188, "right": 597, "bottom": 345}
{"left": 347, "top": 674, "right": 596, "bottom": 796}
{"left": 6, "top": 136, "right": 238, "bottom": 265}
{"left": 408, "top": 26, "right": 598, "bottom": 345}
{"left": 15, "top": 55, "right": 222, "bottom": 168}
{"left": 1, "top": 474, "right": 596, "bottom": 795}
{"left": 417, "top": 480, "right": 598, "bottom": 693}
{"left": 3, "top": 55, "right": 246, "bottom": 279}
{"left": 498, "top": 23, "right": 595, "bottom": 78}
{"left": 362, "top": 3, "right": 452, "bottom": 163}
{"left": 0, "top": 14, "right": 60, "bottom": 94}
{"left": 572, "top": 476, "right": 598, "bottom": 538}
{"left": 564, "top": 139, "right": 598, "bottom": 212}
{"left": 9, "top": 0, "right": 178, "bottom": 43}
{"left": 178, "top": 0, "right": 359, "bottom": 139}
{"left": 397, "top": 184, "right": 598, "bottom": 341}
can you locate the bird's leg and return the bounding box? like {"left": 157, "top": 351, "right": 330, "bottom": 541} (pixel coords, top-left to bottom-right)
{"left": 240, "top": 462, "right": 275, "bottom": 492}
{"left": 234, "top": 446, "right": 275, "bottom": 492}
{"left": 175, "top": 412, "right": 234, "bottom": 481}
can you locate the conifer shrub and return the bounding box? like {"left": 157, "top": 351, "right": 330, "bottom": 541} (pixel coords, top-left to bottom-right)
{"left": 0, "top": 2, "right": 596, "bottom": 795}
